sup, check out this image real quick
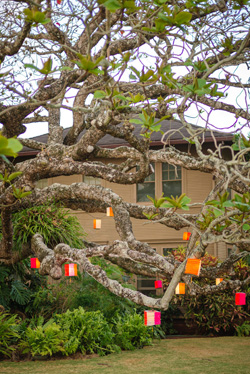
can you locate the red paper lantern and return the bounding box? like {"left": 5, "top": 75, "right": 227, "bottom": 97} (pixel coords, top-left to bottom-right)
{"left": 144, "top": 311, "right": 161, "bottom": 326}
{"left": 184, "top": 258, "right": 201, "bottom": 276}
{"left": 183, "top": 232, "right": 191, "bottom": 240}
{"left": 106, "top": 207, "right": 114, "bottom": 217}
{"left": 235, "top": 292, "right": 246, "bottom": 306}
{"left": 93, "top": 219, "right": 101, "bottom": 229}
{"left": 175, "top": 283, "right": 185, "bottom": 294}
{"left": 154, "top": 280, "right": 162, "bottom": 289}
{"left": 57, "top": 0, "right": 62, "bottom": 4}
{"left": 30, "top": 258, "right": 40, "bottom": 269}
{"left": 65, "top": 263, "right": 77, "bottom": 277}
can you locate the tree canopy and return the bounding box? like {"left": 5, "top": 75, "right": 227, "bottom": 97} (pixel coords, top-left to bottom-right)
{"left": 0, "top": 0, "right": 250, "bottom": 310}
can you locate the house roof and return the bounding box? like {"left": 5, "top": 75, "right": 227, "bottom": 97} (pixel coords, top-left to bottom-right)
{"left": 19, "top": 119, "right": 234, "bottom": 156}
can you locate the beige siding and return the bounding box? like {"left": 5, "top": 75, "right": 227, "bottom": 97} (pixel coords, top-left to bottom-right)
{"left": 185, "top": 170, "right": 213, "bottom": 203}
{"left": 47, "top": 165, "right": 224, "bottom": 260}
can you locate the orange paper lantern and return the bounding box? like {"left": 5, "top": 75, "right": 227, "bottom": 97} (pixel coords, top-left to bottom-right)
{"left": 106, "top": 207, "right": 114, "bottom": 217}
{"left": 216, "top": 278, "right": 223, "bottom": 285}
{"left": 65, "top": 263, "right": 77, "bottom": 276}
{"left": 93, "top": 219, "right": 101, "bottom": 229}
{"left": 184, "top": 258, "right": 201, "bottom": 276}
{"left": 175, "top": 283, "right": 185, "bottom": 294}
{"left": 30, "top": 258, "right": 40, "bottom": 269}
{"left": 183, "top": 232, "right": 191, "bottom": 241}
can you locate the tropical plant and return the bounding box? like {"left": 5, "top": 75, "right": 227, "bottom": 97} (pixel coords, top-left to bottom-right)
{"left": 20, "top": 318, "right": 67, "bottom": 357}
{"left": 0, "top": 313, "right": 20, "bottom": 358}
{"left": 112, "top": 312, "right": 152, "bottom": 350}
{"left": 54, "top": 307, "right": 120, "bottom": 356}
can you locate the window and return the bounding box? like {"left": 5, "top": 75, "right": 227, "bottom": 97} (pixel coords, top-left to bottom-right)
{"left": 163, "top": 248, "right": 174, "bottom": 256}
{"left": 136, "top": 164, "right": 155, "bottom": 202}
{"left": 162, "top": 163, "right": 182, "bottom": 198}
{"left": 83, "top": 176, "right": 102, "bottom": 186}
{"left": 136, "top": 163, "right": 182, "bottom": 202}
{"left": 137, "top": 276, "right": 156, "bottom": 296}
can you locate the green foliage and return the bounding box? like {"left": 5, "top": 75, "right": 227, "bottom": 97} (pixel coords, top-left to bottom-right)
{"left": 235, "top": 321, "right": 250, "bottom": 337}
{"left": 0, "top": 133, "right": 23, "bottom": 162}
{"left": 0, "top": 313, "right": 20, "bottom": 358}
{"left": 24, "top": 57, "right": 54, "bottom": 75}
{"left": 1, "top": 202, "right": 86, "bottom": 250}
{"left": 69, "top": 271, "right": 137, "bottom": 321}
{"left": 98, "top": 0, "right": 139, "bottom": 14}
{"left": 160, "top": 193, "right": 191, "bottom": 210}
{"left": 23, "top": 8, "right": 51, "bottom": 25}
{"left": 113, "top": 312, "right": 152, "bottom": 350}
{"left": 232, "top": 133, "right": 250, "bottom": 160}
{"left": 21, "top": 319, "right": 67, "bottom": 357}
{"left": 72, "top": 54, "right": 104, "bottom": 75}
{"left": 54, "top": 307, "right": 119, "bottom": 356}
{"left": 129, "top": 109, "right": 169, "bottom": 138}
{"left": 197, "top": 191, "right": 250, "bottom": 232}
{"left": 0, "top": 262, "right": 37, "bottom": 311}
{"left": 182, "top": 78, "right": 224, "bottom": 97}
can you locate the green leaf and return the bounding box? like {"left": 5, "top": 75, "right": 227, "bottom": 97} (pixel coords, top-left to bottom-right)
{"left": 8, "top": 172, "right": 22, "bottom": 182}
{"left": 243, "top": 224, "right": 250, "bottom": 231}
{"left": 175, "top": 11, "right": 192, "bottom": 24}
{"left": 24, "top": 63, "right": 40, "bottom": 72}
{"left": 6, "top": 138, "right": 23, "bottom": 153}
{"left": 94, "top": 90, "right": 107, "bottom": 99}
{"left": 129, "top": 119, "right": 143, "bottom": 124}
{"left": 102, "top": 0, "right": 122, "bottom": 12}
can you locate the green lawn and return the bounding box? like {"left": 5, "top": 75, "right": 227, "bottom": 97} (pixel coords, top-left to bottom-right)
{"left": 0, "top": 337, "right": 249, "bottom": 374}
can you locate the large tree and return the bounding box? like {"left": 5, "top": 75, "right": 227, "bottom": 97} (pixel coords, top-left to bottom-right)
{"left": 0, "top": 0, "right": 250, "bottom": 310}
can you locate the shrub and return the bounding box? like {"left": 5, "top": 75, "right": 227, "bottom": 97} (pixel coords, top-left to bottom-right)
{"left": 170, "top": 246, "right": 250, "bottom": 336}
{"left": 0, "top": 313, "right": 20, "bottom": 358}
{"left": 182, "top": 290, "right": 249, "bottom": 336}
{"left": 54, "top": 307, "right": 120, "bottom": 356}
{"left": 235, "top": 321, "right": 250, "bottom": 337}
{"left": 113, "top": 312, "right": 152, "bottom": 350}
{"left": 20, "top": 318, "right": 67, "bottom": 357}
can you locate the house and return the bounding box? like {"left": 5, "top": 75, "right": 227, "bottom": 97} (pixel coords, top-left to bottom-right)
{"left": 18, "top": 119, "right": 234, "bottom": 294}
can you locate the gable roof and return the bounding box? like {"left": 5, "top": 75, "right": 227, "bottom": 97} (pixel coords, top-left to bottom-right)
{"left": 19, "top": 119, "right": 233, "bottom": 156}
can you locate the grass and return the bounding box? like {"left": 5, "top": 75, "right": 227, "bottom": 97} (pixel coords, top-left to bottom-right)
{"left": 0, "top": 337, "right": 250, "bottom": 374}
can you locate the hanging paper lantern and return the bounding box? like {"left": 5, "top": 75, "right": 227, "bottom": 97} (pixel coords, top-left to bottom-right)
{"left": 144, "top": 310, "right": 161, "bottom": 326}
{"left": 216, "top": 278, "right": 223, "bottom": 285}
{"left": 175, "top": 282, "right": 185, "bottom": 294}
{"left": 57, "top": 0, "right": 62, "bottom": 4}
{"left": 183, "top": 232, "right": 191, "bottom": 241}
{"left": 235, "top": 292, "right": 246, "bottom": 306}
{"left": 30, "top": 258, "right": 40, "bottom": 269}
{"left": 65, "top": 263, "right": 77, "bottom": 277}
{"left": 154, "top": 280, "right": 162, "bottom": 289}
{"left": 93, "top": 219, "right": 101, "bottom": 229}
{"left": 106, "top": 207, "right": 114, "bottom": 217}
{"left": 184, "top": 258, "right": 201, "bottom": 276}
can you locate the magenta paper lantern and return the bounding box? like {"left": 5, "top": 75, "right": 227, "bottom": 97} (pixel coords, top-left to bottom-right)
{"left": 154, "top": 280, "right": 162, "bottom": 289}
{"left": 235, "top": 292, "right": 246, "bottom": 306}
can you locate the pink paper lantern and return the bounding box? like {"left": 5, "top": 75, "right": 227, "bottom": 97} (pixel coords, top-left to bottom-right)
{"left": 65, "top": 263, "right": 77, "bottom": 276}
{"left": 235, "top": 292, "right": 246, "bottom": 306}
{"left": 144, "top": 310, "right": 161, "bottom": 326}
{"left": 154, "top": 280, "right": 162, "bottom": 289}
